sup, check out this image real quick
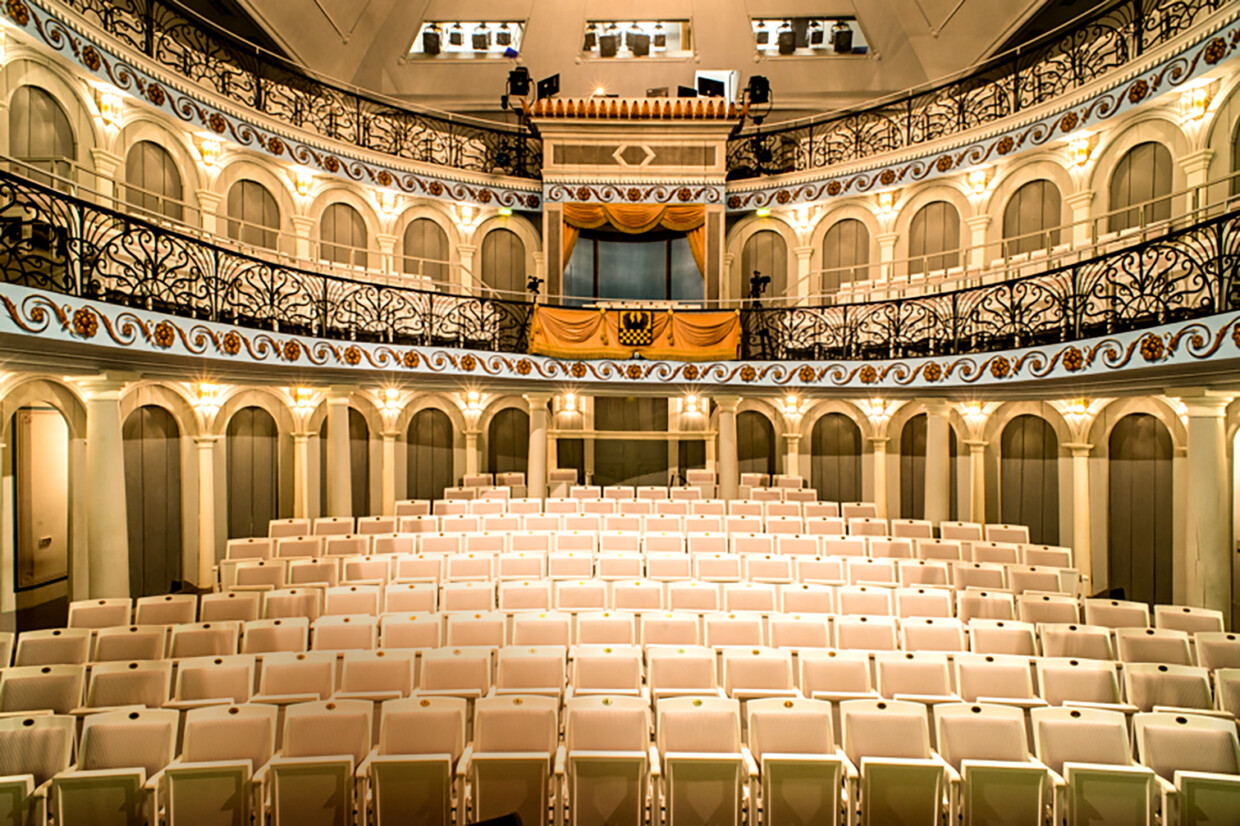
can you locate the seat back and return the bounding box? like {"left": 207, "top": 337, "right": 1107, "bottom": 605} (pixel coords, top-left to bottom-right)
{"left": 340, "top": 650, "right": 415, "bottom": 697}
{"left": 746, "top": 696, "right": 835, "bottom": 759}
{"left": 282, "top": 700, "right": 373, "bottom": 764}
{"left": 1035, "top": 657, "right": 1122, "bottom": 706}
{"left": 1030, "top": 707, "right": 1131, "bottom": 775}
{"left": 79, "top": 708, "right": 179, "bottom": 775}
{"left": 175, "top": 655, "right": 254, "bottom": 703}
{"left": 657, "top": 696, "right": 741, "bottom": 754}
{"left": 933, "top": 702, "right": 1030, "bottom": 770}
{"left": 839, "top": 699, "right": 931, "bottom": 765}
{"left": 86, "top": 660, "right": 173, "bottom": 709}
{"left": 1133, "top": 712, "right": 1240, "bottom": 781}
{"left": 1123, "top": 663, "right": 1213, "bottom": 712}
{"left": 14, "top": 628, "right": 91, "bottom": 666}
{"left": 0, "top": 665, "right": 86, "bottom": 713}
{"left": 0, "top": 714, "right": 75, "bottom": 786}
{"left": 181, "top": 703, "right": 278, "bottom": 769}
{"left": 378, "top": 696, "right": 466, "bottom": 758}
{"left": 257, "top": 651, "right": 336, "bottom": 700}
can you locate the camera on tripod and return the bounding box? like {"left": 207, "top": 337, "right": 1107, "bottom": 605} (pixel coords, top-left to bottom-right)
{"left": 748, "top": 270, "right": 771, "bottom": 300}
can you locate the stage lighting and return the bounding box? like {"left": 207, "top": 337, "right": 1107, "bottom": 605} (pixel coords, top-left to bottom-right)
{"left": 422, "top": 26, "right": 441, "bottom": 56}
{"left": 747, "top": 75, "right": 771, "bottom": 105}
{"left": 508, "top": 67, "right": 531, "bottom": 97}
{"left": 448, "top": 23, "right": 463, "bottom": 46}
{"left": 496, "top": 22, "right": 512, "bottom": 46}
{"left": 630, "top": 33, "right": 651, "bottom": 57}
{"left": 777, "top": 29, "right": 796, "bottom": 55}
{"left": 599, "top": 32, "right": 619, "bottom": 57}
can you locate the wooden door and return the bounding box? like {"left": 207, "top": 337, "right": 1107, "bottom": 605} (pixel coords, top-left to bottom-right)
{"left": 123, "top": 405, "right": 182, "bottom": 596}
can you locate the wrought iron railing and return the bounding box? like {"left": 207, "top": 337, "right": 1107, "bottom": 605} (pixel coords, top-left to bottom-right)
{"left": 727, "top": 0, "right": 1228, "bottom": 178}
{"left": 49, "top": 0, "right": 542, "bottom": 178}
{"left": 0, "top": 168, "right": 1237, "bottom": 364}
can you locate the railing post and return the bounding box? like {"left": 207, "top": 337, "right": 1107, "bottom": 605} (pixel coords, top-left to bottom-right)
{"left": 143, "top": 0, "right": 156, "bottom": 57}
{"left": 1133, "top": 0, "right": 1146, "bottom": 57}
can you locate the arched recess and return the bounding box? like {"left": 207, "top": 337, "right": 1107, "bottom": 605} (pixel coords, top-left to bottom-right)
{"left": 1108, "top": 413, "right": 1173, "bottom": 604}
{"left": 403, "top": 217, "right": 449, "bottom": 279}
{"left": 225, "top": 179, "right": 281, "bottom": 250}
{"left": 488, "top": 407, "right": 529, "bottom": 475}
{"left": 123, "top": 405, "right": 182, "bottom": 596}
{"left": 1108, "top": 141, "right": 1173, "bottom": 231}
{"left": 226, "top": 406, "right": 279, "bottom": 539}
{"left": 125, "top": 140, "right": 184, "bottom": 221}
{"left": 1002, "top": 180, "right": 1061, "bottom": 255}
{"left": 900, "top": 413, "right": 958, "bottom": 519}
{"left": 319, "top": 408, "right": 371, "bottom": 517}
{"left": 319, "top": 202, "right": 368, "bottom": 268}
{"left": 810, "top": 412, "right": 863, "bottom": 503}
{"left": 820, "top": 218, "right": 870, "bottom": 293}
{"left": 999, "top": 415, "right": 1059, "bottom": 545}
{"left": 908, "top": 201, "right": 961, "bottom": 275}
{"left": 740, "top": 230, "right": 788, "bottom": 302}
{"left": 407, "top": 408, "right": 454, "bottom": 500}
{"left": 480, "top": 227, "right": 527, "bottom": 298}
{"left": 10, "top": 85, "right": 76, "bottom": 183}
{"left": 737, "top": 410, "right": 777, "bottom": 479}
{"left": 9, "top": 404, "right": 71, "bottom": 594}
{"left": 1233, "top": 119, "right": 1240, "bottom": 196}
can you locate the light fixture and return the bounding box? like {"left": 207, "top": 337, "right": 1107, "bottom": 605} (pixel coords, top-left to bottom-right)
{"left": 381, "top": 387, "right": 401, "bottom": 413}
{"left": 1067, "top": 133, "right": 1093, "bottom": 167}
{"left": 293, "top": 386, "right": 315, "bottom": 413}
{"left": 755, "top": 207, "right": 771, "bottom": 218}
{"left": 562, "top": 393, "right": 577, "bottom": 413}
{"left": 197, "top": 137, "right": 222, "bottom": 168}
{"left": 294, "top": 168, "right": 313, "bottom": 197}
{"left": 966, "top": 168, "right": 988, "bottom": 197}
{"left": 194, "top": 383, "right": 221, "bottom": 415}
{"left": 1179, "top": 82, "right": 1212, "bottom": 120}
{"left": 782, "top": 395, "right": 801, "bottom": 416}
{"left": 498, "top": 206, "right": 513, "bottom": 216}
{"left": 593, "top": 86, "right": 606, "bottom": 96}
{"left": 378, "top": 190, "right": 397, "bottom": 215}
{"left": 464, "top": 390, "right": 483, "bottom": 413}
{"left": 684, "top": 394, "right": 701, "bottom": 415}
{"left": 877, "top": 191, "right": 895, "bottom": 216}
{"left": 97, "top": 88, "right": 123, "bottom": 127}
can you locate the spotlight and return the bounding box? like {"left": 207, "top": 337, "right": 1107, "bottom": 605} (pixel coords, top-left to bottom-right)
{"left": 777, "top": 29, "right": 796, "bottom": 55}
{"left": 422, "top": 26, "right": 441, "bottom": 55}
{"left": 508, "top": 67, "right": 531, "bottom": 98}
{"left": 599, "top": 32, "right": 619, "bottom": 57}
{"left": 448, "top": 23, "right": 463, "bottom": 46}
{"left": 630, "top": 32, "right": 651, "bottom": 57}
{"left": 472, "top": 24, "right": 490, "bottom": 51}
{"left": 832, "top": 20, "right": 853, "bottom": 54}
{"left": 496, "top": 22, "right": 512, "bottom": 46}
{"left": 747, "top": 75, "right": 771, "bottom": 105}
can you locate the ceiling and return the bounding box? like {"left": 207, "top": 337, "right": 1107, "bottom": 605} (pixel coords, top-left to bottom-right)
{"left": 202, "top": 0, "right": 1096, "bottom": 122}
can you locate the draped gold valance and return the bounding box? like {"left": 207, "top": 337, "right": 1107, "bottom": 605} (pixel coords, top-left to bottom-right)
{"left": 561, "top": 203, "right": 707, "bottom": 276}
{"left": 529, "top": 304, "right": 739, "bottom": 362}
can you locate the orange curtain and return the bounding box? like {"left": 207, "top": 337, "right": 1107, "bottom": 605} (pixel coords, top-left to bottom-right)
{"left": 529, "top": 305, "right": 740, "bottom": 361}
{"left": 560, "top": 204, "right": 707, "bottom": 273}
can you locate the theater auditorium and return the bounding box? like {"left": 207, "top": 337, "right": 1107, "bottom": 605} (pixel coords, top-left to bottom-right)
{"left": 0, "top": 0, "right": 1239, "bottom": 824}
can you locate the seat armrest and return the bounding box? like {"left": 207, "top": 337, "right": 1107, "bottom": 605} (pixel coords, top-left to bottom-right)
{"left": 649, "top": 745, "right": 661, "bottom": 778}
{"left": 740, "top": 746, "right": 759, "bottom": 779}
{"left": 356, "top": 747, "right": 379, "bottom": 780}
{"left": 69, "top": 704, "right": 147, "bottom": 717}
{"left": 809, "top": 690, "right": 879, "bottom": 703}
{"left": 553, "top": 745, "right": 566, "bottom": 777}
{"left": 456, "top": 744, "right": 474, "bottom": 778}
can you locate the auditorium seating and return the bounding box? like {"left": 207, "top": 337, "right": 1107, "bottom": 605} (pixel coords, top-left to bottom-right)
{"left": 1, "top": 497, "right": 1236, "bottom": 826}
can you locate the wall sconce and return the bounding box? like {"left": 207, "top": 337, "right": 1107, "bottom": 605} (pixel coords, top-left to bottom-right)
{"left": 683, "top": 394, "right": 702, "bottom": 415}
{"left": 454, "top": 204, "right": 478, "bottom": 232}
{"left": 1067, "top": 133, "right": 1093, "bottom": 167}
{"left": 859, "top": 397, "right": 896, "bottom": 425}
{"left": 561, "top": 393, "right": 577, "bottom": 413}
{"left": 97, "top": 88, "right": 123, "bottom": 128}
{"left": 381, "top": 387, "right": 401, "bottom": 413}
{"left": 1179, "top": 82, "right": 1212, "bottom": 121}
{"left": 782, "top": 395, "right": 800, "bottom": 416}
{"left": 755, "top": 207, "right": 771, "bottom": 218}
{"left": 294, "top": 168, "right": 314, "bottom": 198}
{"left": 791, "top": 204, "right": 813, "bottom": 232}
{"left": 877, "top": 191, "right": 895, "bottom": 216}
{"left": 965, "top": 168, "right": 989, "bottom": 197}
{"left": 464, "top": 390, "right": 483, "bottom": 413}
{"left": 293, "top": 386, "right": 315, "bottom": 414}
{"left": 378, "top": 189, "right": 397, "bottom": 216}
{"left": 497, "top": 207, "right": 513, "bottom": 216}
{"left": 194, "top": 383, "right": 221, "bottom": 416}
{"left": 197, "top": 137, "right": 222, "bottom": 168}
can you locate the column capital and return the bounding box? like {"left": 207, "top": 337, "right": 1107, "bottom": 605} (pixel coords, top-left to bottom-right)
{"left": 523, "top": 393, "right": 554, "bottom": 410}
{"left": 963, "top": 439, "right": 987, "bottom": 453}
{"left": 867, "top": 436, "right": 890, "bottom": 448}
{"left": 1172, "top": 390, "right": 1232, "bottom": 418}
{"left": 89, "top": 147, "right": 124, "bottom": 176}
{"left": 964, "top": 215, "right": 991, "bottom": 229}
{"left": 375, "top": 233, "right": 399, "bottom": 247}
{"left": 1064, "top": 442, "right": 1093, "bottom": 457}
{"left": 917, "top": 398, "right": 953, "bottom": 417}
{"left": 1177, "top": 148, "right": 1214, "bottom": 175}
{"left": 290, "top": 215, "right": 316, "bottom": 234}
{"left": 876, "top": 232, "right": 900, "bottom": 246}
{"left": 784, "top": 432, "right": 802, "bottom": 443}
{"left": 714, "top": 395, "right": 742, "bottom": 412}
{"left": 291, "top": 431, "right": 315, "bottom": 441}
{"left": 196, "top": 188, "right": 224, "bottom": 210}
{"left": 192, "top": 435, "right": 221, "bottom": 446}
{"left": 793, "top": 245, "right": 815, "bottom": 260}
{"left": 77, "top": 371, "right": 139, "bottom": 400}
{"left": 1064, "top": 190, "right": 1095, "bottom": 208}
{"left": 325, "top": 385, "right": 356, "bottom": 402}
{"left": 380, "top": 430, "right": 400, "bottom": 440}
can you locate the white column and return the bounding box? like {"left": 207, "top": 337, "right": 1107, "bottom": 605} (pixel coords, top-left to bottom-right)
{"left": 964, "top": 215, "right": 990, "bottom": 272}
{"left": 291, "top": 216, "right": 315, "bottom": 262}
{"left": 194, "top": 436, "right": 218, "bottom": 588}
{"left": 1182, "top": 396, "right": 1231, "bottom": 613}
{"left": 1178, "top": 149, "right": 1214, "bottom": 219}
{"left": 965, "top": 440, "right": 987, "bottom": 523}
{"left": 375, "top": 234, "right": 398, "bottom": 274}
{"left": 380, "top": 431, "right": 398, "bottom": 516}
{"left": 1066, "top": 442, "right": 1093, "bottom": 594}
{"left": 84, "top": 381, "right": 130, "bottom": 598}
{"left": 292, "top": 432, "right": 312, "bottom": 518}
{"left": 525, "top": 394, "right": 552, "bottom": 499}
{"left": 464, "top": 429, "right": 480, "bottom": 478}
{"left": 1065, "top": 191, "right": 1095, "bottom": 248}
{"left": 196, "top": 189, "right": 224, "bottom": 236}
{"left": 784, "top": 432, "right": 801, "bottom": 479}
{"left": 0, "top": 439, "right": 14, "bottom": 632}
{"left": 325, "top": 391, "right": 353, "bottom": 517}
{"left": 88, "top": 148, "right": 123, "bottom": 203}
{"left": 877, "top": 232, "right": 898, "bottom": 283}
{"left": 457, "top": 244, "right": 477, "bottom": 290}
{"left": 869, "top": 437, "right": 889, "bottom": 518}
{"left": 793, "top": 246, "right": 814, "bottom": 301}
{"left": 717, "top": 396, "right": 741, "bottom": 500}
{"left": 923, "top": 400, "right": 953, "bottom": 525}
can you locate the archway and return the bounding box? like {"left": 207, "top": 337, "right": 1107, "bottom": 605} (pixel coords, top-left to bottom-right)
{"left": 488, "top": 407, "right": 529, "bottom": 475}
{"left": 737, "top": 410, "right": 777, "bottom": 479}
{"left": 810, "top": 413, "right": 863, "bottom": 502}
{"left": 1108, "top": 413, "right": 1173, "bottom": 604}
{"left": 1000, "top": 415, "right": 1059, "bottom": 545}
{"left": 226, "top": 406, "right": 279, "bottom": 538}
{"left": 407, "top": 408, "right": 454, "bottom": 500}
{"left": 123, "top": 405, "right": 183, "bottom": 596}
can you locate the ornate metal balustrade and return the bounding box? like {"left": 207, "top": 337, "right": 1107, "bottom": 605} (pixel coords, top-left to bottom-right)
{"left": 0, "top": 168, "right": 1236, "bottom": 365}
{"left": 727, "top": 0, "right": 1227, "bottom": 178}
{"left": 51, "top": 0, "right": 541, "bottom": 178}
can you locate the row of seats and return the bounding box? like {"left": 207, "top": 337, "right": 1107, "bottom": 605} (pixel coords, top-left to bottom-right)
{"left": 3, "top": 675, "right": 1239, "bottom": 824}
{"left": 8, "top": 612, "right": 1240, "bottom": 669}
{"left": 234, "top": 530, "right": 1068, "bottom": 566}
{"left": 408, "top": 498, "right": 870, "bottom": 518}
{"left": 5, "top": 643, "right": 1240, "bottom": 717}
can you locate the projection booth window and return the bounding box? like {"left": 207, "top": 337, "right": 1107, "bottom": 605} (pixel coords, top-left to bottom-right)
{"left": 563, "top": 229, "right": 704, "bottom": 304}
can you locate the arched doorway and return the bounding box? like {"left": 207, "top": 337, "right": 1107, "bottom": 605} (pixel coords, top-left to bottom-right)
{"left": 737, "top": 410, "right": 777, "bottom": 479}
{"left": 226, "top": 406, "right": 279, "bottom": 539}
{"left": 320, "top": 408, "right": 371, "bottom": 517}
{"left": 123, "top": 405, "right": 183, "bottom": 596}
{"left": 1108, "top": 413, "right": 1173, "bottom": 604}
{"left": 900, "top": 414, "right": 958, "bottom": 519}
{"left": 1000, "top": 415, "right": 1059, "bottom": 545}
{"left": 810, "top": 412, "right": 863, "bottom": 502}
{"left": 488, "top": 408, "right": 529, "bottom": 475}
{"left": 407, "top": 408, "right": 455, "bottom": 500}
